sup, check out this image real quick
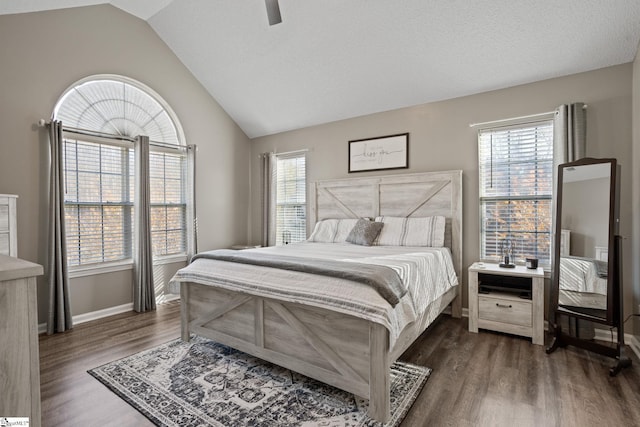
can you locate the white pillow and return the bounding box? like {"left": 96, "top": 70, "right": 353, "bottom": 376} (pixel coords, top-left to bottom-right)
{"left": 308, "top": 219, "right": 360, "bottom": 243}
{"left": 374, "top": 216, "right": 446, "bottom": 247}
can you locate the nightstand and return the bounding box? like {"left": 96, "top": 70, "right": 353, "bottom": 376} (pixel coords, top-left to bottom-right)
{"left": 468, "top": 262, "right": 545, "bottom": 345}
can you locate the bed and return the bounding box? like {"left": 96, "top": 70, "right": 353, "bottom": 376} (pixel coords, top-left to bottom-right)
{"left": 558, "top": 255, "right": 607, "bottom": 310}
{"left": 170, "top": 171, "right": 463, "bottom": 422}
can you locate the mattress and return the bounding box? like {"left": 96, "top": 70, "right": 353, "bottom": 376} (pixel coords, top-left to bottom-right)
{"left": 558, "top": 289, "right": 607, "bottom": 310}
{"left": 170, "top": 242, "right": 458, "bottom": 345}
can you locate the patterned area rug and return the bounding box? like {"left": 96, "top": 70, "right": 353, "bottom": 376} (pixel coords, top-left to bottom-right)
{"left": 88, "top": 336, "right": 431, "bottom": 426}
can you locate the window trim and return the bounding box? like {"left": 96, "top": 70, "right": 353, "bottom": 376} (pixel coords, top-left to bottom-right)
{"left": 149, "top": 147, "right": 189, "bottom": 258}
{"left": 274, "top": 151, "right": 308, "bottom": 246}
{"left": 69, "top": 259, "right": 133, "bottom": 278}
{"left": 477, "top": 117, "right": 554, "bottom": 267}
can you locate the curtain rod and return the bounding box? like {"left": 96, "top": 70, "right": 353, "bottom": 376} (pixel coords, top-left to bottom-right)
{"left": 258, "top": 148, "right": 310, "bottom": 158}
{"left": 468, "top": 104, "right": 588, "bottom": 128}
{"left": 38, "top": 120, "right": 187, "bottom": 150}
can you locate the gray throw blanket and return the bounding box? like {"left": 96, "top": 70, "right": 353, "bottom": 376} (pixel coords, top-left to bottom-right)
{"left": 191, "top": 249, "right": 407, "bottom": 306}
{"left": 593, "top": 259, "right": 608, "bottom": 278}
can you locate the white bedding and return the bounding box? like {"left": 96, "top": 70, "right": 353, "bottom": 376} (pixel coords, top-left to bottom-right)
{"left": 558, "top": 289, "right": 607, "bottom": 310}
{"left": 170, "top": 242, "right": 458, "bottom": 345}
{"left": 559, "top": 256, "right": 607, "bottom": 295}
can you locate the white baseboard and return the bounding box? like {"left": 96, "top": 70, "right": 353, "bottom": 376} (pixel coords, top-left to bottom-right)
{"left": 628, "top": 335, "right": 640, "bottom": 360}
{"left": 38, "top": 296, "right": 182, "bottom": 334}
{"left": 40, "top": 299, "right": 640, "bottom": 361}
{"left": 442, "top": 307, "right": 469, "bottom": 317}
{"left": 157, "top": 294, "right": 180, "bottom": 304}
{"left": 39, "top": 302, "right": 134, "bottom": 334}
{"left": 593, "top": 327, "right": 617, "bottom": 343}
{"left": 456, "top": 307, "right": 640, "bottom": 360}
{"left": 594, "top": 328, "right": 640, "bottom": 360}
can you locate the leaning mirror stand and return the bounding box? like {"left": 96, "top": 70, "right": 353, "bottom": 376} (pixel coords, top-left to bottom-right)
{"left": 546, "top": 235, "right": 632, "bottom": 375}
{"left": 545, "top": 157, "right": 632, "bottom": 376}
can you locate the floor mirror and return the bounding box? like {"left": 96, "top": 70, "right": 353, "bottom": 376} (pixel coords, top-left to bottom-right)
{"left": 546, "top": 157, "right": 632, "bottom": 376}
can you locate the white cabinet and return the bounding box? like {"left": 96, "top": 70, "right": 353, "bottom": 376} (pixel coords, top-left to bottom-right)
{"left": 0, "top": 255, "right": 43, "bottom": 426}
{"left": 468, "top": 263, "right": 545, "bottom": 345}
{"left": 0, "top": 194, "right": 18, "bottom": 256}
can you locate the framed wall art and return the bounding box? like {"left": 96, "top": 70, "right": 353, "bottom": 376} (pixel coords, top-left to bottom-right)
{"left": 348, "top": 133, "right": 409, "bottom": 173}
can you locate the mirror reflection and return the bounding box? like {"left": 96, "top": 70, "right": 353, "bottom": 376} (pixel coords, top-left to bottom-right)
{"left": 557, "top": 163, "right": 610, "bottom": 316}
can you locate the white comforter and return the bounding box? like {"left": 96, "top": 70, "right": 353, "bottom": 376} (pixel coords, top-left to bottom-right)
{"left": 169, "top": 242, "right": 458, "bottom": 345}
{"left": 559, "top": 256, "right": 607, "bottom": 295}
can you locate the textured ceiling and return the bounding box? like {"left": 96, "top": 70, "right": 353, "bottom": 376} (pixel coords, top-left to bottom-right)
{"left": 2, "top": 1, "right": 640, "bottom": 138}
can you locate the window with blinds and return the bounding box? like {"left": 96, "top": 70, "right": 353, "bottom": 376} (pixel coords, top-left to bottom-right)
{"left": 478, "top": 120, "right": 554, "bottom": 265}
{"left": 56, "top": 77, "right": 190, "bottom": 270}
{"left": 275, "top": 153, "right": 307, "bottom": 245}
{"left": 63, "top": 137, "right": 134, "bottom": 266}
{"left": 150, "top": 150, "right": 187, "bottom": 256}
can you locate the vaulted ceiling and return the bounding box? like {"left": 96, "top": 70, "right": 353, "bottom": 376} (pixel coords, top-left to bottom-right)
{"left": 2, "top": 1, "right": 640, "bottom": 138}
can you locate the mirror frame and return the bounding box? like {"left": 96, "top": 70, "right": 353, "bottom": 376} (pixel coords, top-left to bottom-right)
{"left": 551, "top": 157, "right": 619, "bottom": 325}
{"left": 547, "top": 157, "right": 631, "bottom": 376}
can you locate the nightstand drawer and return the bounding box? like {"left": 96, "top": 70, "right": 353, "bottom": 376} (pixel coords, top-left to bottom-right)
{"left": 478, "top": 295, "right": 532, "bottom": 327}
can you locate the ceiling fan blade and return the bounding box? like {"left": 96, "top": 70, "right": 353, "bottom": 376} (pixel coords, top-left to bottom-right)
{"left": 265, "top": 0, "right": 282, "bottom": 26}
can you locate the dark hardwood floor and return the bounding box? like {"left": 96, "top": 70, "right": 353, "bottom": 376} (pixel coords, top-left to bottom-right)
{"left": 39, "top": 301, "right": 640, "bottom": 426}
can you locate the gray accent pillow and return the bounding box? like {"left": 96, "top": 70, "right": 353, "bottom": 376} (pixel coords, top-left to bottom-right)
{"left": 346, "top": 219, "right": 384, "bottom": 246}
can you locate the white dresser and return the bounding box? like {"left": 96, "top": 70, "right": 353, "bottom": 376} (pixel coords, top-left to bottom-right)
{"left": 0, "top": 194, "right": 18, "bottom": 256}
{"left": 0, "top": 255, "right": 43, "bottom": 426}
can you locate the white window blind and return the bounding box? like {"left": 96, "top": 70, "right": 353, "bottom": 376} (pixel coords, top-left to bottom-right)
{"left": 63, "top": 137, "right": 134, "bottom": 266}
{"left": 478, "top": 120, "right": 554, "bottom": 265}
{"left": 275, "top": 153, "right": 307, "bottom": 245}
{"left": 150, "top": 150, "right": 187, "bottom": 257}
{"left": 56, "top": 77, "right": 191, "bottom": 270}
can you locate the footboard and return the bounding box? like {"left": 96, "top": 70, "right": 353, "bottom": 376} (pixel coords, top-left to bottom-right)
{"left": 180, "top": 282, "right": 391, "bottom": 421}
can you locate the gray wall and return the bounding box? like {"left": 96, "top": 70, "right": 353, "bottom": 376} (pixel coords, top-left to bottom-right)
{"left": 562, "top": 178, "right": 610, "bottom": 259}
{"left": 249, "top": 64, "right": 634, "bottom": 326}
{"left": 0, "top": 5, "right": 251, "bottom": 322}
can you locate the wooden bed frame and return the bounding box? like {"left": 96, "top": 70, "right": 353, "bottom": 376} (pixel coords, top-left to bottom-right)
{"left": 180, "top": 170, "right": 463, "bottom": 422}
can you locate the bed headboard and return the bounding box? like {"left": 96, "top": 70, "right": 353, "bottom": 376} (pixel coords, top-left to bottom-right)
{"left": 310, "top": 170, "right": 463, "bottom": 283}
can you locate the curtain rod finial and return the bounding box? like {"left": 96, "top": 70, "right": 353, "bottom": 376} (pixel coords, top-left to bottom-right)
{"left": 38, "top": 119, "right": 47, "bottom": 127}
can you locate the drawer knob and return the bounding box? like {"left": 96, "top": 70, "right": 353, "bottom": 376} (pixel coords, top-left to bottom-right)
{"left": 496, "top": 303, "right": 512, "bottom": 309}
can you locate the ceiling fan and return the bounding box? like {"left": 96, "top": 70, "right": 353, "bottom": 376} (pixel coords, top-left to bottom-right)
{"left": 265, "top": 0, "right": 282, "bottom": 25}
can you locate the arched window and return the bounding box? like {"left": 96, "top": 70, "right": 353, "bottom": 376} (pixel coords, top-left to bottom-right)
{"left": 54, "top": 75, "right": 192, "bottom": 267}
{"left": 55, "top": 76, "right": 183, "bottom": 144}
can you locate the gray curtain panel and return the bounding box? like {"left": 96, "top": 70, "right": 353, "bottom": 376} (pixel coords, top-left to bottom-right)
{"left": 552, "top": 102, "right": 587, "bottom": 218}
{"left": 47, "top": 120, "right": 73, "bottom": 334}
{"left": 186, "top": 144, "right": 198, "bottom": 260}
{"left": 552, "top": 103, "right": 594, "bottom": 339}
{"left": 133, "top": 136, "right": 156, "bottom": 313}
{"left": 553, "top": 102, "right": 586, "bottom": 165}
{"left": 261, "top": 153, "right": 276, "bottom": 247}
{"left": 552, "top": 103, "right": 587, "bottom": 260}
